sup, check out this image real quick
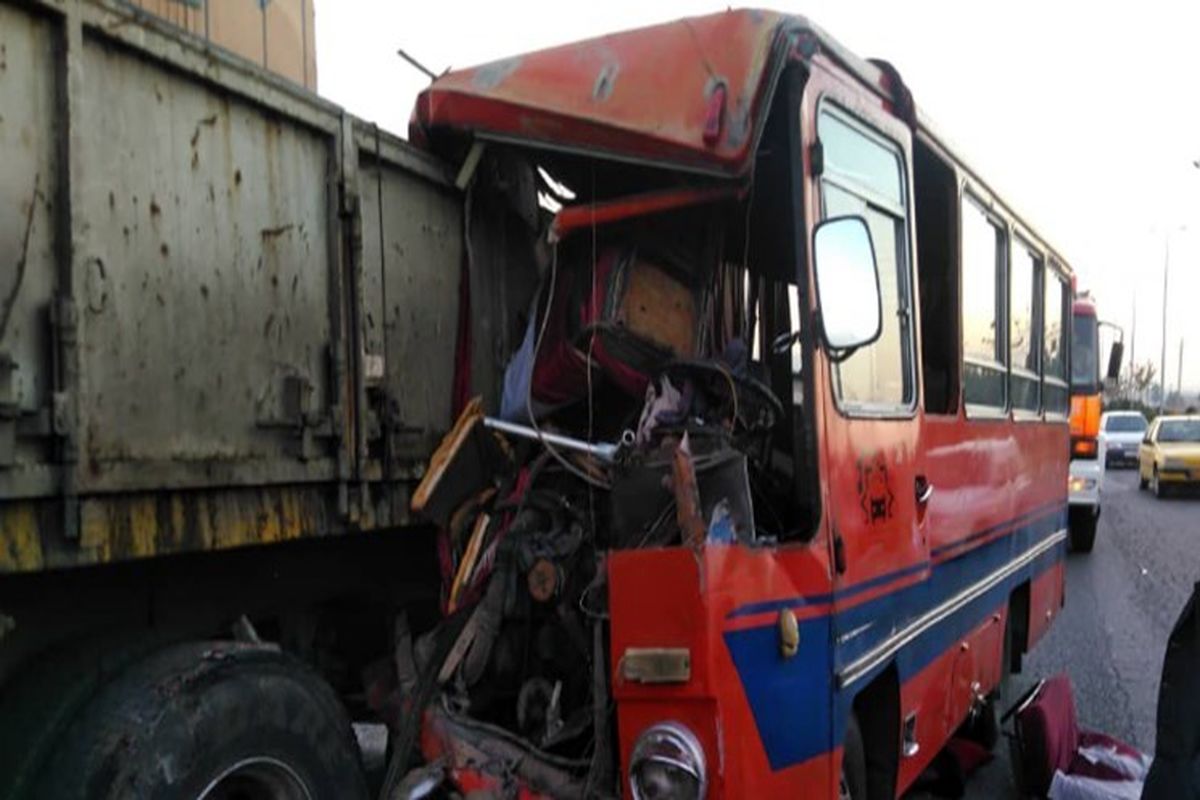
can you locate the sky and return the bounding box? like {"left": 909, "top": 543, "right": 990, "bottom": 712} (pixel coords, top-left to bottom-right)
{"left": 314, "top": 0, "right": 1200, "bottom": 394}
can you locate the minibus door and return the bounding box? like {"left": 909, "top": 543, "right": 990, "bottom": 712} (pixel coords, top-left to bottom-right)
{"left": 801, "top": 75, "right": 931, "bottom": 700}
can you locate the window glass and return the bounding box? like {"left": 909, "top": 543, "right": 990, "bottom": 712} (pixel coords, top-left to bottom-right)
{"left": 818, "top": 113, "right": 903, "bottom": 207}
{"left": 961, "top": 197, "right": 1006, "bottom": 410}
{"left": 787, "top": 284, "right": 803, "bottom": 376}
{"left": 1044, "top": 273, "right": 1067, "bottom": 380}
{"left": 1071, "top": 312, "right": 1099, "bottom": 390}
{"left": 1010, "top": 239, "right": 1041, "bottom": 412}
{"left": 1159, "top": 420, "right": 1200, "bottom": 443}
{"left": 1043, "top": 269, "right": 1069, "bottom": 414}
{"left": 1105, "top": 414, "right": 1147, "bottom": 433}
{"left": 821, "top": 167, "right": 911, "bottom": 409}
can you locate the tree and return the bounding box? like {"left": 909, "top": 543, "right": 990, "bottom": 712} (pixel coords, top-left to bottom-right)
{"left": 1130, "top": 360, "right": 1157, "bottom": 401}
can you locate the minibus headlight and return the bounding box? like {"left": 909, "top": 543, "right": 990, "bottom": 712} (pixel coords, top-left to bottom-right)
{"left": 629, "top": 721, "right": 706, "bottom": 800}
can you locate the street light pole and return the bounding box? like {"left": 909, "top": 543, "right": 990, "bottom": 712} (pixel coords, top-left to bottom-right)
{"left": 1129, "top": 291, "right": 1136, "bottom": 400}
{"left": 1179, "top": 338, "right": 1185, "bottom": 400}
{"left": 1160, "top": 236, "right": 1169, "bottom": 414}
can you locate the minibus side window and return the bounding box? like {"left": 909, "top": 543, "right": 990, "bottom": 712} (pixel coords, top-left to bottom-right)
{"left": 1010, "top": 237, "right": 1043, "bottom": 414}
{"left": 817, "top": 108, "right": 914, "bottom": 413}
{"left": 1043, "top": 268, "right": 1070, "bottom": 414}
{"left": 961, "top": 197, "right": 1008, "bottom": 413}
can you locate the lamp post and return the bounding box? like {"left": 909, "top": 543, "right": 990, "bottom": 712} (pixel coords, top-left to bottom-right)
{"left": 1158, "top": 222, "right": 1189, "bottom": 412}
{"left": 1161, "top": 235, "right": 1169, "bottom": 413}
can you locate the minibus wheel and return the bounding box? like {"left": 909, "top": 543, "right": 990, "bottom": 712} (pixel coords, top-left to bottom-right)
{"left": 840, "top": 715, "right": 867, "bottom": 800}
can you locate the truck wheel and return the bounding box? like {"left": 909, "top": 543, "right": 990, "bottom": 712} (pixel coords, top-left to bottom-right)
{"left": 839, "top": 716, "right": 867, "bottom": 800}
{"left": 1069, "top": 512, "right": 1097, "bottom": 553}
{"left": 35, "top": 641, "right": 367, "bottom": 800}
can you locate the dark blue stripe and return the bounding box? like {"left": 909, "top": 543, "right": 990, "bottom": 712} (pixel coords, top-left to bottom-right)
{"left": 929, "top": 498, "right": 1061, "bottom": 558}
{"left": 725, "top": 559, "right": 930, "bottom": 619}
{"left": 726, "top": 502, "right": 1062, "bottom": 620}
{"left": 723, "top": 504, "right": 1067, "bottom": 771}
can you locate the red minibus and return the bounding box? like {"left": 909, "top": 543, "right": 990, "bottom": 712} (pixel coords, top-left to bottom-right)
{"left": 409, "top": 10, "right": 1075, "bottom": 798}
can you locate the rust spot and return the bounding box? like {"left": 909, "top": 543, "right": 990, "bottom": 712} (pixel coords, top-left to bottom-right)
{"left": 260, "top": 224, "right": 294, "bottom": 240}
{"left": 160, "top": 243, "right": 169, "bottom": 258}
{"left": 189, "top": 114, "right": 217, "bottom": 148}
{"left": 150, "top": 197, "right": 161, "bottom": 217}
{"left": 191, "top": 151, "right": 200, "bottom": 170}
{"left": 156, "top": 293, "right": 165, "bottom": 306}
{"left": 200, "top": 284, "right": 209, "bottom": 299}
{"left": 108, "top": 191, "right": 115, "bottom": 209}
{"left": 234, "top": 169, "right": 242, "bottom": 187}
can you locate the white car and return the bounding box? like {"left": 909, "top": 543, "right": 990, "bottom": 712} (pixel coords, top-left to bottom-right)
{"left": 1099, "top": 411, "right": 1149, "bottom": 469}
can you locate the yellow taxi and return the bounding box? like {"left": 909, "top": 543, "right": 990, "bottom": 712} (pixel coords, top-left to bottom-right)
{"left": 1139, "top": 415, "right": 1200, "bottom": 498}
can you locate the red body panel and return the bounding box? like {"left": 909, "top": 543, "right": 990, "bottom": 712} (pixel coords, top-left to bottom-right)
{"left": 413, "top": 10, "right": 788, "bottom": 175}
{"left": 925, "top": 416, "right": 1068, "bottom": 561}
{"left": 1029, "top": 560, "right": 1066, "bottom": 650}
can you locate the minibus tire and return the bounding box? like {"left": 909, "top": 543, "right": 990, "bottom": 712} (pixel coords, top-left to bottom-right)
{"left": 959, "top": 696, "right": 1000, "bottom": 751}
{"left": 33, "top": 641, "right": 368, "bottom": 800}
{"left": 840, "top": 716, "right": 867, "bottom": 800}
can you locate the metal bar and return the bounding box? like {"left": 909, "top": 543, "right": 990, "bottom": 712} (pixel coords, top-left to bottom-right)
{"left": 838, "top": 529, "right": 1068, "bottom": 690}
{"left": 550, "top": 184, "right": 740, "bottom": 242}
{"left": 55, "top": 5, "right": 84, "bottom": 540}
{"left": 482, "top": 417, "right": 626, "bottom": 462}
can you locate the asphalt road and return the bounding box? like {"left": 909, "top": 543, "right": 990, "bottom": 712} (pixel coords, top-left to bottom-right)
{"left": 914, "top": 467, "right": 1200, "bottom": 798}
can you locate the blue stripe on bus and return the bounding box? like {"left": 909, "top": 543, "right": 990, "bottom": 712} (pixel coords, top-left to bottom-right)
{"left": 722, "top": 504, "right": 1067, "bottom": 771}
{"left": 725, "top": 498, "right": 1063, "bottom": 620}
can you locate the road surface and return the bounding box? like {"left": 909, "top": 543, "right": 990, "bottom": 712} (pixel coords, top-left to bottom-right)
{"left": 915, "top": 468, "right": 1199, "bottom": 798}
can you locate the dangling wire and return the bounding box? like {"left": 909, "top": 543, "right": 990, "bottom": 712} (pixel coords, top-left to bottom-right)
{"left": 525, "top": 241, "right": 612, "bottom": 491}
{"left": 585, "top": 164, "right": 600, "bottom": 532}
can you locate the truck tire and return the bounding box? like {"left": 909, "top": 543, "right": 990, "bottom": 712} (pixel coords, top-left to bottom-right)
{"left": 34, "top": 641, "right": 368, "bottom": 800}
{"left": 1069, "top": 512, "right": 1097, "bottom": 553}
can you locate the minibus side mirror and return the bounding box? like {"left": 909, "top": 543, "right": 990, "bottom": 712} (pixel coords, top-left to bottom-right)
{"left": 1106, "top": 340, "right": 1124, "bottom": 383}
{"left": 812, "top": 216, "right": 882, "bottom": 353}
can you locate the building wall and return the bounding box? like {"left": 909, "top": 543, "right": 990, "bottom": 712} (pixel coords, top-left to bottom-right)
{"left": 124, "top": 0, "right": 317, "bottom": 90}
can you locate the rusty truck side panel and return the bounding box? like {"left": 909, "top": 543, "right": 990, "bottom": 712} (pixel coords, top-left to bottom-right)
{"left": 0, "top": 0, "right": 463, "bottom": 573}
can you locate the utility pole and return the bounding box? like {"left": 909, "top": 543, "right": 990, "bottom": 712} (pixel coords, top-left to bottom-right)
{"left": 1179, "top": 339, "right": 1185, "bottom": 400}
{"left": 1160, "top": 236, "right": 1169, "bottom": 414}
{"left": 1129, "top": 291, "right": 1137, "bottom": 400}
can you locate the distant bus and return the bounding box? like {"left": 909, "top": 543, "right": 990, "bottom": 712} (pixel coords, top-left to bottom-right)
{"left": 1068, "top": 296, "right": 1103, "bottom": 551}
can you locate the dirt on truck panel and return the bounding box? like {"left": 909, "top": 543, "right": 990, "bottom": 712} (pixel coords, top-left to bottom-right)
{"left": 0, "top": 0, "right": 460, "bottom": 573}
